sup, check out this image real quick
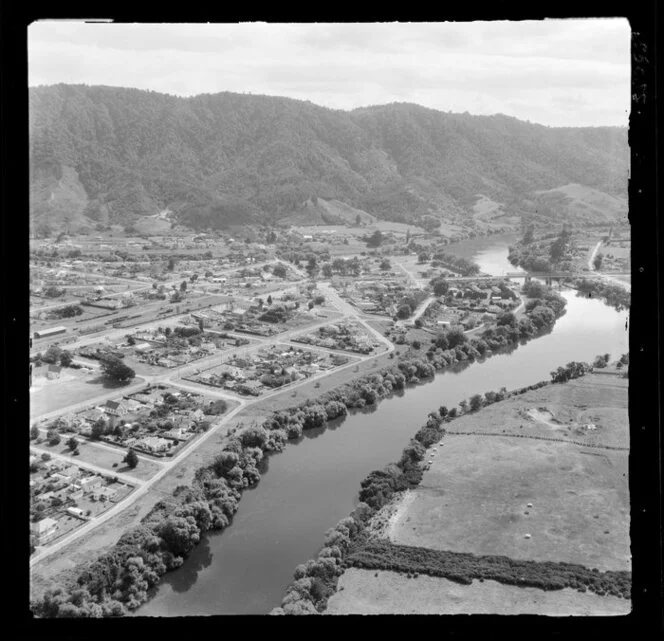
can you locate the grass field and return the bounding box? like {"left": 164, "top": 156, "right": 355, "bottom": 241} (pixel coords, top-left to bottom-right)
{"left": 387, "top": 375, "right": 629, "bottom": 572}
{"left": 30, "top": 367, "right": 145, "bottom": 420}
{"left": 43, "top": 439, "right": 163, "bottom": 482}
{"left": 325, "top": 569, "right": 630, "bottom": 615}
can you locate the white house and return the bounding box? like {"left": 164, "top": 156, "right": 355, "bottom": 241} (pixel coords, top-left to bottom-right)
{"left": 31, "top": 517, "right": 58, "bottom": 544}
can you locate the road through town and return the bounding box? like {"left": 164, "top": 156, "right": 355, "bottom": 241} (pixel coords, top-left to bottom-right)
{"left": 30, "top": 279, "right": 393, "bottom": 567}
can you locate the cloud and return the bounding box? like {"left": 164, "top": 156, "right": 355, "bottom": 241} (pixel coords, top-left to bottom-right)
{"left": 28, "top": 19, "right": 631, "bottom": 127}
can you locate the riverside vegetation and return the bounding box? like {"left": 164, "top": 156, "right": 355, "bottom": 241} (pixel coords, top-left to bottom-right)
{"left": 272, "top": 360, "right": 628, "bottom": 615}
{"left": 32, "top": 282, "right": 571, "bottom": 617}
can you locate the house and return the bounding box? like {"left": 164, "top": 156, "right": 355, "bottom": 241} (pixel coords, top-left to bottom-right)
{"left": 47, "top": 365, "right": 62, "bottom": 380}
{"left": 123, "top": 398, "right": 147, "bottom": 413}
{"left": 50, "top": 473, "right": 73, "bottom": 486}
{"left": 91, "top": 486, "right": 118, "bottom": 502}
{"left": 104, "top": 400, "right": 128, "bottom": 417}
{"left": 79, "top": 476, "right": 103, "bottom": 492}
{"left": 68, "top": 485, "right": 84, "bottom": 500}
{"left": 31, "top": 517, "right": 58, "bottom": 543}
{"left": 139, "top": 436, "right": 171, "bottom": 453}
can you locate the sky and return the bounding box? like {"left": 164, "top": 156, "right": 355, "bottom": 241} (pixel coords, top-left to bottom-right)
{"left": 28, "top": 20, "right": 631, "bottom": 127}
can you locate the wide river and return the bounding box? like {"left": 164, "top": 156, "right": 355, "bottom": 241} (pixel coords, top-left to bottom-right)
{"left": 137, "top": 234, "right": 629, "bottom": 616}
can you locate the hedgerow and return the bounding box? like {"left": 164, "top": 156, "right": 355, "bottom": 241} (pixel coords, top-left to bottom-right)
{"left": 344, "top": 539, "right": 631, "bottom": 600}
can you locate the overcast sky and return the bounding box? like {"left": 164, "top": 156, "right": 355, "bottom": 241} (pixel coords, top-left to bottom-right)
{"left": 29, "top": 20, "right": 630, "bottom": 127}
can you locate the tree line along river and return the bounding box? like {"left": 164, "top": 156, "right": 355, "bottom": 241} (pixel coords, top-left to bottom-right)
{"left": 135, "top": 234, "right": 629, "bottom": 616}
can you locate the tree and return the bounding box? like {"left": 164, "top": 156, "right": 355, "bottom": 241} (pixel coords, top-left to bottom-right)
{"left": 126, "top": 335, "right": 136, "bottom": 346}
{"left": 397, "top": 304, "right": 412, "bottom": 319}
{"left": 446, "top": 327, "right": 467, "bottom": 348}
{"left": 91, "top": 418, "right": 106, "bottom": 440}
{"left": 593, "top": 355, "right": 607, "bottom": 369}
{"left": 30, "top": 425, "right": 39, "bottom": 440}
{"left": 496, "top": 312, "right": 516, "bottom": 327}
{"left": 549, "top": 237, "right": 565, "bottom": 262}
{"left": 365, "top": 231, "right": 383, "bottom": 248}
{"left": 167, "top": 258, "right": 176, "bottom": 271}
{"left": 523, "top": 225, "right": 535, "bottom": 245}
{"left": 180, "top": 280, "right": 187, "bottom": 293}
{"left": 100, "top": 357, "right": 136, "bottom": 385}
{"left": 430, "top": 277, "right": 449, "bottom": 296}
{"left": 41, "top": 453, "right": 51, "bottom": 462}
{"left": 123, "top": 449, "right": 139, "bottom": 469}
{"left": 48, "top": 432, "right": 61, "bottom": 446}
{"left": 67, "top": 436, "right": 79, "bottom": 452}
{"left": 59, "top": 350, "right": 73, "bottom": 367}
{"left": 379, "top": 258, "right": 391, "bottom": 271}
{"left": 459, "top": 400, "right": 468, "bottom": 413}
{"left": 267, "top": 295, "right": 273, "bottom": 305}
{"left": 355, "top": 214, "right": 362, "bottom": 226}
{"left": 42, "top": 345, "right": 63, "bottom": 365}
{"left": 593, "top": 252, "right": 603, "bottom": 270}
{"left": 439, "top": 406, "right": 448, "bottom": 418}
{"left": 272, "top": 264, "right": 288, "bottom": 279}
{"left": 469, "top": 394, "right": 483, "bottom": 412}
{"left": 308, "top": 300, "right": 315, "bottom": 310}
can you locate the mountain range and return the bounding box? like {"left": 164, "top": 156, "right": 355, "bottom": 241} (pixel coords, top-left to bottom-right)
{"left": 29, "top": 84, "right": 629, "bottom": 235}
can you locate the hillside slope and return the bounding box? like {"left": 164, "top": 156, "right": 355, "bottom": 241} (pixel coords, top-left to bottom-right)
{"left": 29, "top": 85, "right": 629, "bottom": 234}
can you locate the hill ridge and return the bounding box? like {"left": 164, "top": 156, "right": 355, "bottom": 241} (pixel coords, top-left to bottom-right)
{"left": 29, "top": 84, "right": 629, "bottom": 234}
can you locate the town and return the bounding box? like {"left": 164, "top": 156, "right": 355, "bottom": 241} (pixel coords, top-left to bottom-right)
{"left": 29, "top": 224, "right": 532, "bottom": 559}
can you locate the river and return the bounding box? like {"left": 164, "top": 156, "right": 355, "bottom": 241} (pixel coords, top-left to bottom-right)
{"left": 136, "top": 234, "right": 628, "bottom": 616}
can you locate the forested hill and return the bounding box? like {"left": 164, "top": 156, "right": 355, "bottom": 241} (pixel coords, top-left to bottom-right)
{"left": 29, "top": 84, "right": 629, "bottom": 233}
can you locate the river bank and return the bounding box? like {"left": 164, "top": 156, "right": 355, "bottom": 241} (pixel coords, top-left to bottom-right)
{"left": 302, "top": 370, "right": 630, "bottom": 615}
{"left": 31, "top": 236, "right": 628, "bottom": 617}
{"left": 134, "top": 239, "right": 626, "bottom": 617}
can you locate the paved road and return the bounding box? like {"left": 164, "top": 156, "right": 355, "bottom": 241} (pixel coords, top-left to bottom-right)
{"left": 30, "top": 278, "right": 397, "bottom": 566}
{"left": 29, "top": 400, "right": 248, "bottom": 566}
